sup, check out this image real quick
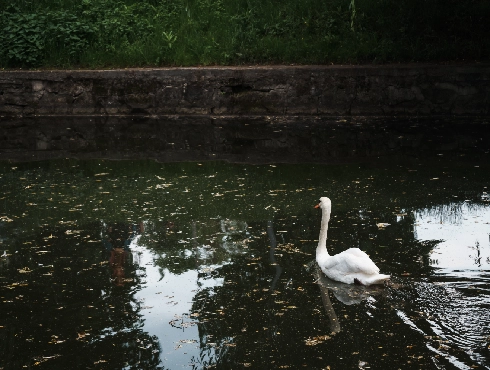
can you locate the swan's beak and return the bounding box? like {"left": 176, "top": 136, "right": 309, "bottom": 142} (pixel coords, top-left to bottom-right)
{"left": 314, "top": 204, "right": 320, "bottom": 209}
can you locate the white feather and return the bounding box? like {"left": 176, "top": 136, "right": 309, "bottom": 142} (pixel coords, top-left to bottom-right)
{"left": 315, "top": 197, "right": 390, "bottom": 285}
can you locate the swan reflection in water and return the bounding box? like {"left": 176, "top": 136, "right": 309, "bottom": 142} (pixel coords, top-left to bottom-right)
{"left": 312, "top": 265, "right": 386, "bottom": 334}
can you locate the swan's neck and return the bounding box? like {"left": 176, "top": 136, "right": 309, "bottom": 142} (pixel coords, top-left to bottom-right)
{"left": 316, "top": 204, "right": 331, "bottom": 258}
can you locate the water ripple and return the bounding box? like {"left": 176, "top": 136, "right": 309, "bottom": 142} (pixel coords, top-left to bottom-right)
{"left": 413, "top": 276, "right": 490, "bottom": 368}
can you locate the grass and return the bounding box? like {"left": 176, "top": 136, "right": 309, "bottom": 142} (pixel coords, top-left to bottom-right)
{"left": 1, "top": 0, "right": 489, "bottom": 69}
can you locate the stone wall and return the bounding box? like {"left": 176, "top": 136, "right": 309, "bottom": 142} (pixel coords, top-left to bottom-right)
{"left": 1, "top": 64, "right": 489, "bottom": 117}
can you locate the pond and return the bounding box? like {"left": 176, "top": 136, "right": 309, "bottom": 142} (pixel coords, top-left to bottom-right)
{"left": 1, "top": 154, "right": 490, "bottom": 369}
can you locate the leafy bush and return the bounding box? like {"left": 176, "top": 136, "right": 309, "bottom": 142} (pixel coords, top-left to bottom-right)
{"left": 0, "top": 0, "right": 488, "bottom": 68}
{"left": 46, "top": 11, "right": 95, "bottom": 59}
{"left": 81, "top": 0, "right": 156, "bottom": 49}
{"left": 0, "top": 9, "right": 47, "bottom": 66}
{"left": 0, "top": 6, "right": 95, "bottom": 66}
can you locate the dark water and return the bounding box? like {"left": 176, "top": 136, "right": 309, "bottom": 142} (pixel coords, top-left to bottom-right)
{"left": 1, "top": 156, "right": 490, "bottom": 369}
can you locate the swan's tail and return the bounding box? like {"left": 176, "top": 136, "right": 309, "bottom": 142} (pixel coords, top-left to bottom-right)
{"left": 362, "top": 274, "right": 390, "bottom": 286}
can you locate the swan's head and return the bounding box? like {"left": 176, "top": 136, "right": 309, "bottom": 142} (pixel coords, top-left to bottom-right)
{"left": 315, "top": 197, "right": 332, "bottom": 210}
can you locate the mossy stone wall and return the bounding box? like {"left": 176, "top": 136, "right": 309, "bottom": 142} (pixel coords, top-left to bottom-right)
{"left": 1, "top": 64, "right": 489, "bottom": 117}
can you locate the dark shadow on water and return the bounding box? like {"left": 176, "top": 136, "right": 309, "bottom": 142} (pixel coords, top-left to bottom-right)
{"left": 267, "top": 220, "right": 283, "bottom": 292}
{"left": 1, "top": 116, "right": 490, "bottom": 164}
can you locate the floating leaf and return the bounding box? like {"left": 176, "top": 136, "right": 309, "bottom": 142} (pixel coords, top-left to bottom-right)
{"left": 305, "top": 335, "right": 331, "bottom": 346}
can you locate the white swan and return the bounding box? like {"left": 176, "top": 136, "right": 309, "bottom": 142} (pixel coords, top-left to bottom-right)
{"left": 315, "top": 197, "right": 390, "bottom": 285}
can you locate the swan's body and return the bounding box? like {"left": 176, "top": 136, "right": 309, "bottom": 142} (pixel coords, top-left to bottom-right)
{"left": 315, "top": 197, "right": 390, "bottom": 285}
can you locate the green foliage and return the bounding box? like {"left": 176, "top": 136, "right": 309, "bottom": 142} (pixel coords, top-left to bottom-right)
{"left": 46, "top": 11, "right": 95, "bottom": 58}
{"left": 0, "top": 0, "right": 488, "bottom": 68}
{"left": 0, "top": 6, "right": 96, "bottom": 66}
{"left": 80, "top": 0, "right": 155, "bottom": 47}
{"left": 162, "top": 31, "right": 177, "bottom": 49}
{"left": 0, "top": 9, "right": 47, "bottom": 66}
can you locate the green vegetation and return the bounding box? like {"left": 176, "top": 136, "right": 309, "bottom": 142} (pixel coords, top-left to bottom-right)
{"left": 1, "top": 0, "right": 489, "bottom": 68}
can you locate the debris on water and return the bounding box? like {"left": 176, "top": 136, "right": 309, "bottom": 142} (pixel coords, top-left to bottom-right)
{"left": 358, "top": 360, "right": 368, "bottom": 369}
{"left": 304, "top": 335, "right": 332, "bottom": 346}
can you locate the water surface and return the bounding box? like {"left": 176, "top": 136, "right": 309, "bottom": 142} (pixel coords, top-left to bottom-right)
{"left": 1, "top": 157, "right": 490, "bottom": 369}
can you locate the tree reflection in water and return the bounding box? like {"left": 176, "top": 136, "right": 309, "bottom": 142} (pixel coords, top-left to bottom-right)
{"left": 0, "top": 221, "right": 160, "bottom": 369}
